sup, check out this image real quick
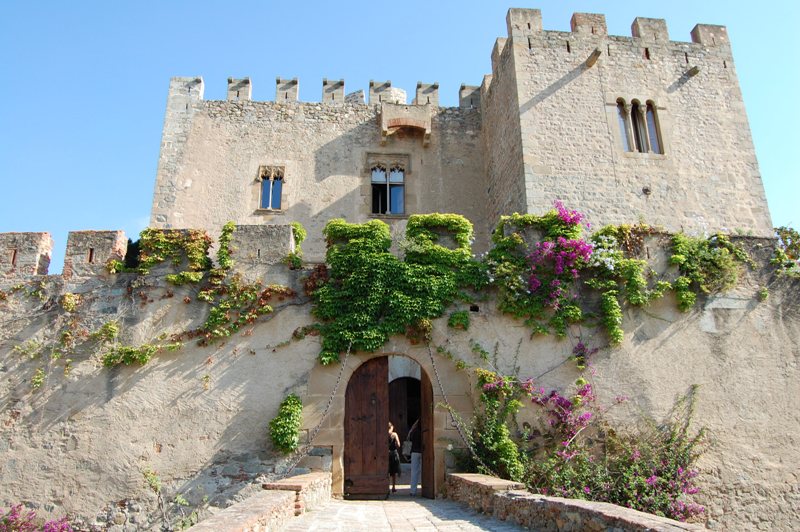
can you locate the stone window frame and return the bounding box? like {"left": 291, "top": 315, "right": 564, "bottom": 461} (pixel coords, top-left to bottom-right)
{"left": 256, "top": 165, "right": 285, "bottom": 212}
{"left": 366, "top": 153, "right": 410, "bottom": 218}
{"left": 614, "top": 98, "right": 665, "bottom": 156}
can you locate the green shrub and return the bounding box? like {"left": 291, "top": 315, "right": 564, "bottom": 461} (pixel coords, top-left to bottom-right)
{"left": 269, "top": 394, "right": 303, "bottom": 454}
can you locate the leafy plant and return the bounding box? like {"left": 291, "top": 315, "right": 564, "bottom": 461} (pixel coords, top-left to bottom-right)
{"left": 448, "top": 310, "right": 470, "bottom": 330}
{"left": 101, "top": 343, "right": 181, "bottom": 367}
{"left": 772, "top": 226, "right": 800, "bottom": 277}
{"left": 31, "top": 368, "right": 45, "bottom": 390}
{"left": 142, "top": 467, "right": 162, "bottom": 494}
{"left": 269, "top": 394, "right": 303, "bottom": 453}
{"left": 137, "top": 228, "right": 212, "bottom": 275}
{"left": 59, "top": 293, "right": 81, "bottom": 313}
{"left": 90, "top": 321, "right": 119, "bottom": 343}
{"left": 217, "top": 221, "right": 236, "bottom": 270}
{"left": 165, "top": 271, "right": 204, "bottom": 285}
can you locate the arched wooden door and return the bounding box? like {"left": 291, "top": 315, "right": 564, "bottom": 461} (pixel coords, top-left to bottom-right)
{"left": 344, "top": 357, "right": 389, "bottom": 498}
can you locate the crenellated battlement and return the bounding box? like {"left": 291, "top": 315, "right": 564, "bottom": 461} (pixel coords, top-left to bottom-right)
{"left": 166, "top": 76, "right": 481, "bottom": 109}
{"left": 502, "top": 8, "right": 730, "bottom": 48}
{"left": 0, "top": 232, "right": 52, "bottom": 278}
{"left": 0, "top": 225, "right": 297, "bottom": 285}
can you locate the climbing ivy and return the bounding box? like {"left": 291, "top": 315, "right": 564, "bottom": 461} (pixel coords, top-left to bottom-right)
{"left": 137, "top": 228, "right": 212, "bottom": 275}
{"left": 269, "top": 394, "right": 303, "bottom": 454}
{"left": 310, "top": 215, "right": 485, "bottom": 365}
{"left": 284, "top": 221, "right": 307, "bottom": 269}
{"left": 101, "top": 342, "right": 182, "bottom": 367}
{"left": 669, "top": 232, "right": 753, "bottom": 309}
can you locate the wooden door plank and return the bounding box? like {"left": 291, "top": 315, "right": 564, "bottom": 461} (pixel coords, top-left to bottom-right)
{"left": 421, "top": 369, "right": 435, "bottom": 499}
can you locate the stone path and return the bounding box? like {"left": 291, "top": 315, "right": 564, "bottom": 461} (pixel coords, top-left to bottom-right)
{"left": 282, "top": 494, "right": 527, "bottom": 531}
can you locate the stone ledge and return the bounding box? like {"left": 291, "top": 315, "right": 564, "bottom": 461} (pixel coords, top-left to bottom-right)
{"left": 263, "top": 471, "right": 332, "bottom": 515}
{"left": 189, "top": 490, "right": 296, "bottom": 532}
{"left": 446, "top": 473, "right": 704, "bottom": 531}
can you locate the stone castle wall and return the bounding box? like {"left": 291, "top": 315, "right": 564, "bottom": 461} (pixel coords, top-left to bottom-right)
{"left": 0, "top": 226, "right": 798, "bottom": 529}
{"left": 484, "top": 8, "right": 772, "bottom": 236}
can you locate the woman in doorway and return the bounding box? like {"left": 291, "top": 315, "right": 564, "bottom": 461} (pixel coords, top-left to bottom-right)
{"left": 407, "top": 419, "right": 422, "bottom": 496}
{"left": 388, "top": 422, "right": 401, "bottom": 493}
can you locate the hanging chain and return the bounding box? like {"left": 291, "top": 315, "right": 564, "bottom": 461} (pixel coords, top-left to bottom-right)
{"left": 276, "top": 342, "right": 353, "bottom": 479}
{"left": 427, "top": 344, "right": 499, "bottom": 478}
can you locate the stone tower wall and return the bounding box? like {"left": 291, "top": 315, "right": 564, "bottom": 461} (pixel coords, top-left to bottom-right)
{"left": 483, "top": 8, "right": 772, "bottom": 235}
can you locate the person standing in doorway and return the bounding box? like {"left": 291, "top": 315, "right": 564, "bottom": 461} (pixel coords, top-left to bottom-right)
{"left": 407, "top": 419, "right": 422, "bottom": 496}
{"left": 388, "top": 422, "right": 401, "bottom": 494}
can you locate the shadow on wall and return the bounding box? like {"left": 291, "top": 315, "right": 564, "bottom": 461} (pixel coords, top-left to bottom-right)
{"left": 519, "top": 61, "right": 590, "bottom": 115}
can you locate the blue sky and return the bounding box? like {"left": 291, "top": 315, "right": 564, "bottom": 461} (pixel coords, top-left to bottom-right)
{"left": 1, "top": 1, "right": 796, "bottom": 273}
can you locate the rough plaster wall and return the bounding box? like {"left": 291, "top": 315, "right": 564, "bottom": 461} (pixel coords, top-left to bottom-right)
{"left": 0, "top": 240, "right": 798, "bottom": 530}
{"left": 481, "top": 40, "right": 527, "bottom": 232}
{"left": 513, "top": 30, "right": 772, "bottom": 235}
{"left": 150, "top": 99, "right": 488, "bottom": 262}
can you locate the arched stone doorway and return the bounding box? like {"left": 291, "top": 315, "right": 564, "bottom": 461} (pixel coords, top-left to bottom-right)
{"left": 343, "top": 355, "right": 434, "bottom": 499}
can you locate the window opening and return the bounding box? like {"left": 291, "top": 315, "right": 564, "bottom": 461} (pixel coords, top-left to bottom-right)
{"left": 617, "top": 99, "right": 632, "bottom": 152}
{"left": 257, "top": 249, "right": 261, "bottom": 258}
{"left": 470, "top": 305, "right": 480, "bottom": 312}
{"left": 259, "top": 167, "right": 284, "bottom": 210}
{"left": 684, "top": 52, "right": 689, "bottom": 64}
{"left": 723, "top": 60, "right": 727, "bottom": 69}
{"left": 87, "top": 248, "right": 95, "bottom": 264}
{"left": 644, "top": 47, "right": 651, "bottom": 60}
{"left": 371, "top": 164, "right": 405, "bottom": 215}
{"left": 10, "top": 249, "right": 17, "bottom": 268}
{"left": 566, "top": 41, "right": 571, "bottom": 53}
{"left": 646, "top": 102, "right": 662, "bottom": 154}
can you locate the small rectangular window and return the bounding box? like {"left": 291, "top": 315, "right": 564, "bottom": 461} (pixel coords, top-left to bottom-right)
{"left": 10, "top": 249, "right": 18, "bottom": 268}
{"left": 87, "top": 248, "right": 95, "bottom": 264}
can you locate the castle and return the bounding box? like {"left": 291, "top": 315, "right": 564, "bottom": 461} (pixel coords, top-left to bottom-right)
{"left": 149, "top": 8, "right": 772, "bottom": 263}
{"left": 0, "top": 8, "right": 797, "bottom": 531}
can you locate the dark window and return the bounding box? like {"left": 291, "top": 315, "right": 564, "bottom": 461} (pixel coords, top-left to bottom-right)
{"left": 371, "top": 165, "right": 388, "bottom": 214}
{"left": 371, "top": 164, "right": 405, "bottom": 215}
{"left": 259, "top": 167, "right": 284, "bottom": 210}
{"left": 631, "top": 101, "right": 647, "bottom": 153}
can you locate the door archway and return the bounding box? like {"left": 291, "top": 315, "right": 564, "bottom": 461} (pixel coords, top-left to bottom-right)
{"left": 344, "top": 355, "right": 434, "bottom": 499}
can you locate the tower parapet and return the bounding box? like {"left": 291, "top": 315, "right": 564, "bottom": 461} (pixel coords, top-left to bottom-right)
{"left": 227, "top": 77, "right": 252, "bottom": 101}
{"left": 459, "top": 84, "right": 481, "bottom": 109}
{"left": 570, "top": 12, "right": 607, "bottom": 36}
{"left": 322, "top": 79, "right": 345, "bottom": 104}
{"left": 63, "top": 231, "right": 127, "bottom": 279}
{"left": 369, "top": 81, "right": 406, "bottom": 105}
{"left": 691, "top": 24, "right": 729, "bottom": 46}
{"left": 632, "top": 17, "right": 669, "bottom": 41}
{"left": 414, "top": 82, "right": 439, "bottom": 106}
{"left": 276, "top": 77, "right": 299, "bottom": 102}
{"left": 0, "top": 232, "right": 52, "bottom": 278}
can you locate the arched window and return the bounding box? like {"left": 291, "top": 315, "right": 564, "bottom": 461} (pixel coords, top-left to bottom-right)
{"left": 617, "top": 99, "right": 632, "bottom": 152}
{"left": 259, "top": 166, "right": 284, "bottom": 210}
{"left": 646, "top": 101, "right": 662, "bottom": 154}
{"left": 371, "top": 164, "right": 405, "bottom": 215}
{"left": 630, "top": 101, "right": 647, "bottom": 153}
